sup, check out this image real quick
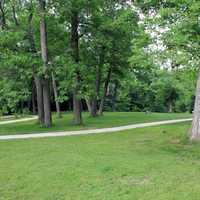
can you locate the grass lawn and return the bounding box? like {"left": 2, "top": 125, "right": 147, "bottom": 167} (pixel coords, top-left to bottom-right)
{"left": 1, "top": 122, "right": 200, "bottom": 200}
{"left": 0, "top": 112, "right": 192, "bottom": 135}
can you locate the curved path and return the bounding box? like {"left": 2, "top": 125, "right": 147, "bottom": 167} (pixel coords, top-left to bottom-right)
{"left": 0, "top": 116, "right": 38, "bottom": 125}
{"left": 0, "top": 118, "right": 192, "bottom": 141}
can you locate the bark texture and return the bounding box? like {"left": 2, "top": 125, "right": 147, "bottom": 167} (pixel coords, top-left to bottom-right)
{"left": 39, "top": 0, "right": 52, "bottom": 127}
{"left": 34, "top": 76, "right": 44, "bottom": 124}
{"left": 32, "top": 83, "right": 37, "bottom": 115}
{"left": 71, "top": 10, "right": 82, "bottom": 124}
{"left": 27, "top": 4, "right": 45, "bottom": 125}
{"left": 0, "top": 0, "right": 6, "bottom": 29}
{"left": 190, "top": 70, "right": 200, "bottom": 140}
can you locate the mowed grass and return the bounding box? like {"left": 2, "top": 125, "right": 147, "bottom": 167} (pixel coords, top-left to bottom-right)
{"left": 1, "top": 122, "right": 200, "bottom": 200}
{"left": 0, "top": 112, "right": 192, "bottom": 135}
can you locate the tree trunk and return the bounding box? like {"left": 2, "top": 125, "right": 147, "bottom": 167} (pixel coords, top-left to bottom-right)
{"left": 90, "top": 99, "right": 98, "bottom": 117}
{"left": 52, "top": 72, "right": 61, "bottom": 118}
{"left": 86, "top": 98, "right": 97, "bottom": 117}
{"left": 112, "top": 81, "right": 119, "bottom": 111}
{"left": 190, "top": 70, "right": 200, "bottom": 140}
{"left": 73, "top": 90, "right": 82, "bottom": 124}
{"left": 34, "top": 76, "right": 44, "bottom": 124}
{"left": 88, "top": 49, "right": 104, "bottom": 117}
{"left": 0, "top": 1, "right": 6, "bottom": 29}
{"left": 71, "top": 10, "right": 82, "bottom": 124}
{"left": 39, "top": 0, "right": 52, "bottom": 127}
{"left": 27, "top": 3, "right": 45, "bottom": 124}
{"left": 42, "top": 78, "right": 52, "bottom": 127}
{"left": 20, "top": 101, "right": 24, "bottom": 114}
{"left": 86, "top": 99, "right": 92, "bottom": 114}
{"left": 12, "top": 4, "right": 19, "bottom": 26}
{"left": 99, "top": 68, "right": 112, "bottom": 115}
{"left": 32, "top": 83, "right": 37, "bottom": 115}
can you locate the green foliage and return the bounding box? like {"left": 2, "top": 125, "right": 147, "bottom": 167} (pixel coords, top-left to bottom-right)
{"left": 0, "top": 0, "right": 198, "bottom": 116}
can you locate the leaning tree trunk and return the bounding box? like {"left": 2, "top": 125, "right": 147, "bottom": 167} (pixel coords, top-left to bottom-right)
{"left": 99, "top": 68, "right": 112, "bottom": 115}
{"left": 190, "top": 70, "right": 200, "bottom": 140}
{"left": 52, "top": 72, "right": 61, "bottom": 118}
{"left": 39, "top": 0, "right": 52, "bottom": 127}
{"left": 71, "top": 10, "right": 82, "bottom": 124}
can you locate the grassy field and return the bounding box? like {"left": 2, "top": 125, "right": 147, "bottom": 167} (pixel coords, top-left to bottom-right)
{"left": 0, "top": 112, "right": 192, "bottom": 135}
{"left": 1, "top": 122, "right": 200, "bottom": 200}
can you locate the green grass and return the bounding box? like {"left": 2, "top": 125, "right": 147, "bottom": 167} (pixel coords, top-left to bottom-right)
{"left": 0, "top": 112, "right": 192, "bottom": 135}
{"left": 1, "top": 122, "right": 200, "bottom": 200}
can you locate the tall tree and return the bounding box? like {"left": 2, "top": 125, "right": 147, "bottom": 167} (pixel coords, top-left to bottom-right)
{"left": 27, "top": 1, "right": 45, "bottom": 124}
{"left": 39, "top": 0, "right": 52, "bottom": 127}
{"left": 70, "top": 9, "right": 82, "bottom": 124}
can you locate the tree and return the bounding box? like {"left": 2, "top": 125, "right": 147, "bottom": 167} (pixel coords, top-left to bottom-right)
{"left": 38, "top": 0, "right": 52, "bottom": 127}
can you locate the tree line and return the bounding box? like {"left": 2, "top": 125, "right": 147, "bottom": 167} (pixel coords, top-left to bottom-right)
{"left": 0, "top": 0, "right": 200, "bottom": 140}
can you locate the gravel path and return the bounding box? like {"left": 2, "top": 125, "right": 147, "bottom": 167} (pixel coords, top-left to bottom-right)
{"left": 0, "top": 118, "right": 192, "bottom": 141}
{"left": 0, "top": 116, "right": 38, "bottom": 125}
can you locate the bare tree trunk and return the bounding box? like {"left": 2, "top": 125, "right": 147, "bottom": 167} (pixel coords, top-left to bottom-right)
{"left": 39, "top": 0, "right": 52, "bottom": 127}
{"left": 0, "top": 0, "right": 6, "bottom": 29}
{"left": 73, "top": 89, "right": 82, "bottom": 124}
{"left": 12, "top": 3, "right": 19, "bottom": 26}
{"left": 42, "top": 79, "right": 51, "bottom": 127}
{"left": 90, "top": 99, "right": 98, "bottom": 117}
{"left": 86, "top": 99, "right": 92, "bottom": 114}
{"left": 32, "top": 83, "right": 37, "bottom": 115}
{"left": 88, "top": 49, "right": 104, "bottom": 117}
{"left": 34, "top": 76, "right": 44, "bottom": 124}
{"left": 52, "top": 72, "right": 61, "bottom": 118}
{"left": 27, "top": 2, "right": 45, "bottom": 124}
{"left": 99, "top": 68, "right": 112, "bottom": 115}
{"left": 71, "top": 10, "right": 82, "bottom": 124}
{"left": 190, "top": 70, "right": 200, "bottom": 140}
